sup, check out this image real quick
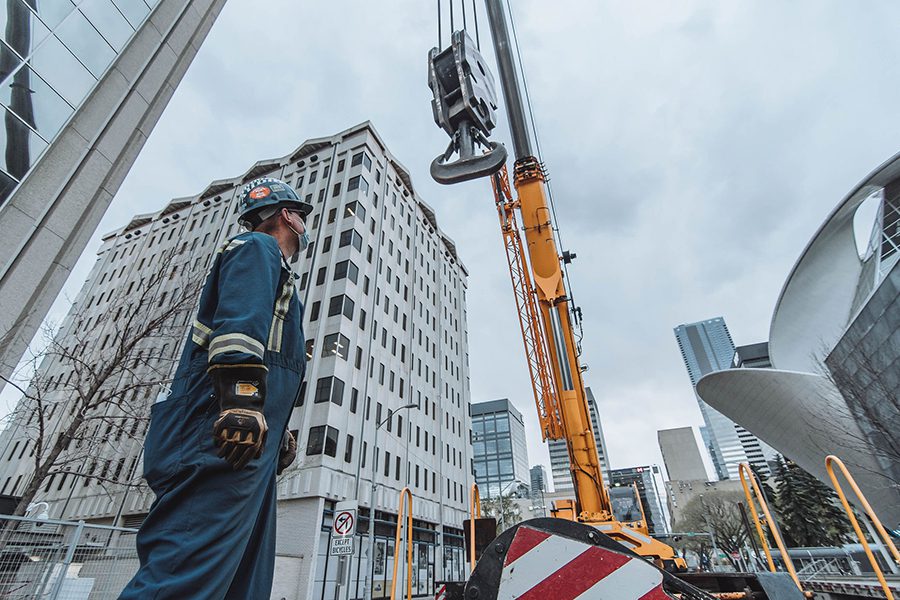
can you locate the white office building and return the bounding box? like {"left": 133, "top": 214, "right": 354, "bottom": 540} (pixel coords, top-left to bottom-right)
{"left": 0, "top": 122, "right": 474, "bottom": 599}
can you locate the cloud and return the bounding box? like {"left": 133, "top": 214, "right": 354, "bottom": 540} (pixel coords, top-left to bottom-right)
{"left": 6, "top": 0, "right": 900, "bottom": 494}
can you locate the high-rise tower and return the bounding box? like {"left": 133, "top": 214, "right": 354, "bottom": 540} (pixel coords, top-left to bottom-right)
{"left": 674, "top": 317, "right": 773, "bottom": 479}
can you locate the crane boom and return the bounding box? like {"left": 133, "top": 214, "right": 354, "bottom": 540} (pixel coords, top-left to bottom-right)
{"left": 481, "top": 0, "right": 685, "bottom": 569}
{"left": 483, "top": 0, "right": 608, "bottom": 524}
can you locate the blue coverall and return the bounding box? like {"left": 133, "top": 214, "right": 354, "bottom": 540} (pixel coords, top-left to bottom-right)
{"left": 120, "top": 232, "right": 306, "bottom": 599}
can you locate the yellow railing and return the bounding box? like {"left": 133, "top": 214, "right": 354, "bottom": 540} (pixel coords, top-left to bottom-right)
{"left": 738, "top": 463, "right": 802, "bottom": 591}
{"left": 826, "top": 455, "right": 900, "bottom": 600}
{"left": 470, "top": 483, "right": 481, "bottom": 572}
{"left": 389, "top": 487, "right": 413, "bottom": 600}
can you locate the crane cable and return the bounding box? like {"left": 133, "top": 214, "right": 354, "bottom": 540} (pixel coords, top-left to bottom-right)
{"left": 437, "top": 0, "right": 481, "bottom": 50}
{"left": 503, "top": 0, "right": 585, "bottom": 351}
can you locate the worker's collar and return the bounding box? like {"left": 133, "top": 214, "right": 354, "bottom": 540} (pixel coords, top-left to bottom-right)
{"left": 280, "top": 254, "right": 299, "bottom": 280}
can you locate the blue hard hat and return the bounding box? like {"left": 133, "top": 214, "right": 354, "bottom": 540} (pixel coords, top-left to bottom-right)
{"left": 237, "top": 177, "right": 312, "bottom": 228}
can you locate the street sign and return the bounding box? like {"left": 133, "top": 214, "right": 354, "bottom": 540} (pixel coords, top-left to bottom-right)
{"left": 330, "top": 500, "right": 358, "bottom": 556}
{"left": 334, "top": 511, "right": 355, "bottom": 536}
{"left": 330, "top": 537, "right": 354, "bottom": 556}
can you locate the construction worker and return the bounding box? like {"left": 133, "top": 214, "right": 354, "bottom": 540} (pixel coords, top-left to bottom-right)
{"left": 120, "top": 177, "right": 311, "bottom": 599}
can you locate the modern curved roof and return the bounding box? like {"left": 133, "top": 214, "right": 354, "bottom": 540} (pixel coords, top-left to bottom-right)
{"left": 769, "top": 152, "right": 900, "bottom": 372}
{"left": 697, "top": 369, "right": 900, "bottom": 527}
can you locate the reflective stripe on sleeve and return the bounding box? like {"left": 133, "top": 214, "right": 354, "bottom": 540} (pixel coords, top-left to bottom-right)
{"left": 267, "top": 277, "right": 294, "bottom": 353}
{"left": 216, "top": 238, "right": 247, "bottom": 255}
{"left": 192, "top": 321, "right": 212, "bottom": 348}
{"left": 208, "top": 332, "right": 265, "bottom": 362}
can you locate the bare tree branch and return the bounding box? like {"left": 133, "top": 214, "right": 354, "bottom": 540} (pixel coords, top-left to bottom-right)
{"left": 0, "top": 248, "right": 204, "bottom": 524}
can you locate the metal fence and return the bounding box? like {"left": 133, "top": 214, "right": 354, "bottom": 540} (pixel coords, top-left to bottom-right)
{"left": 0, "top": 515, "right": 138, "bottom": 600}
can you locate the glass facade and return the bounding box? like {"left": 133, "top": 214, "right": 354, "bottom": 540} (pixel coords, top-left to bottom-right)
{"left": 471, "top": 399, "right": 529, "bottom": 498}
{"left": 0, "top": 0, "right": 160, "bottom": 204}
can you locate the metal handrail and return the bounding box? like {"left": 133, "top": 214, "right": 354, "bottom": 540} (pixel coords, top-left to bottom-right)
{"left": 738, "top": 462, "right": 802, "bottom": 591}
{"left": 389, "top": 487, "right": 413, "bottom": 600}
{"left": 825, "top": 455, "right": 900, "bottom": 600}
{"left": 469, "top": 483, "right": 481, "bottom": 572}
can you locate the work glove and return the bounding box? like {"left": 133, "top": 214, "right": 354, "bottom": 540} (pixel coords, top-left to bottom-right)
{"left": 210, "top": 366, "right": 268, "bottom": 470}
{"left": 277, "top": 429, "right": 297, "bottom": 475}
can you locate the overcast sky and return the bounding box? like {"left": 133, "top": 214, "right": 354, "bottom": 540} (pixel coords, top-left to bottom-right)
{"left": 7, "top": 0, "right": 900, "bottom": 490}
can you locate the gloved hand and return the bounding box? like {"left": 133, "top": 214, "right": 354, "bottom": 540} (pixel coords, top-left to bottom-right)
{"left": 277, "top": 429, "right": 297, "bottom": 475}
{"left": 210, "top": 366, "right": 268, "bottom": 470}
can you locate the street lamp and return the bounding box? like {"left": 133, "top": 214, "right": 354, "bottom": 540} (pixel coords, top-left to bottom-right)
{"left": 364, "top": 402, "right": 418, "bottom": 600}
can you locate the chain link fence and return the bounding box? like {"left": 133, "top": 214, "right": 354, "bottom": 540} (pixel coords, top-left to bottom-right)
{"left": 0, "top": 515, "right": 138, "bottom": 599}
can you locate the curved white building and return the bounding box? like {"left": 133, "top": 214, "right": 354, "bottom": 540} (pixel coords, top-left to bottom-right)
{"left": 697, "top": 152, "right": 900, "bottom": 528}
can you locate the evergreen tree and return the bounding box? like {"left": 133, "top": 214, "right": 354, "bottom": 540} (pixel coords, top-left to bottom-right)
{"left": 793, "top": 464, "right": 851, "bottom": 545}
{"left": 773, "top": 456, "right": 851, "bottom": 547}
{"left": 750, "top": 462, "right": 776, "bottom": 505}
{"left": 773, "top": 456, "right": 819, "bottom": 547}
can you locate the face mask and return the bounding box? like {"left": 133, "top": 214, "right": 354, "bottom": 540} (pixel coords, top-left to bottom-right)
{"left": 285, "top": 212, "right": 310, "bottom": 264}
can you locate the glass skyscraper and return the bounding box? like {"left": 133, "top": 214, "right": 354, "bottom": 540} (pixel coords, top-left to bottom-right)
{"left": 674, "top": 317, "right": 772, "bottom": 479}
{"left": 0, "top": 0, "right": 226, "bottom": 391}
{"left": 0, "top": 0, "right": 161, "bottom": 201}
{"left": 471, "top": 399, "right": 530, "bottom": 498}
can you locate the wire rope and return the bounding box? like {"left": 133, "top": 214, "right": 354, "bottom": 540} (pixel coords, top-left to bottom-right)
{"left": 461, "top": 0, "right": 467, "bottom": 31}
{"left": 437, "top": 0, "right": 442, "bottom": 48}
{"left": 472, "top": 0, "right": 481, "bottom": 49}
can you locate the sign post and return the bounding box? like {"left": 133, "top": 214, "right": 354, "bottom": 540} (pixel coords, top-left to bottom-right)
{"left": 332, "top": 501, "right": 358, "bottom": 599}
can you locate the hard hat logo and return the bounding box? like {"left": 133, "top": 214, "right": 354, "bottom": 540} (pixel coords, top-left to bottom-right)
{"left": 248, "top": 186, "right": 271, "bottom": 200}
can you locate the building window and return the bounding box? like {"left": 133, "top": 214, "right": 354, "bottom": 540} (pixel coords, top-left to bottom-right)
{"left": 344, "top": 434, "right": 354, "bottom": 463}
{"left": 322, "top": 236, "right": 332, "bottom": 253}
{"left": 334, "top": 260, "right": 359, "bottom": 284}
{"left": 309, "top": 301, "right": 321, "bottom": 321}
{"left": 314, "top": 376, "right": 345, "bottom": 405}
{"left": 344, "top": 200, "right": 366, "bottom": 221}
{"left": 351, "top": 151, "right": 372, "bottom": 171}
{"left": 328, "top": 294, "right": 355, "bottom": 319}
{"left": 307, "top": 425, "right": 339, "bottom": 457}
{"left": 350, "top": 388, "right": 359, "bottom": 413}
{"left": 321, "top": 333, "right": 350, "bottom": 360}
{"left": 337, "top": 159, "right": 346, "bottom": 173}
{"left": 339, "top": 228, "right": 363, "bottom": 251}
{"left": 305, "top": 339, "right": 315, "bottom": 360}
{"left": 347, "top": 175, "right": 369, "bottom": 195}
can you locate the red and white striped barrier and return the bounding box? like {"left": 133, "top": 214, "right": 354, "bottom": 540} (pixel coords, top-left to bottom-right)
{"left": 435, "top": 583, "right": 447, "bottom": 600}
{"left": 496, "top": 525, "right": 673, "bottom": 599}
